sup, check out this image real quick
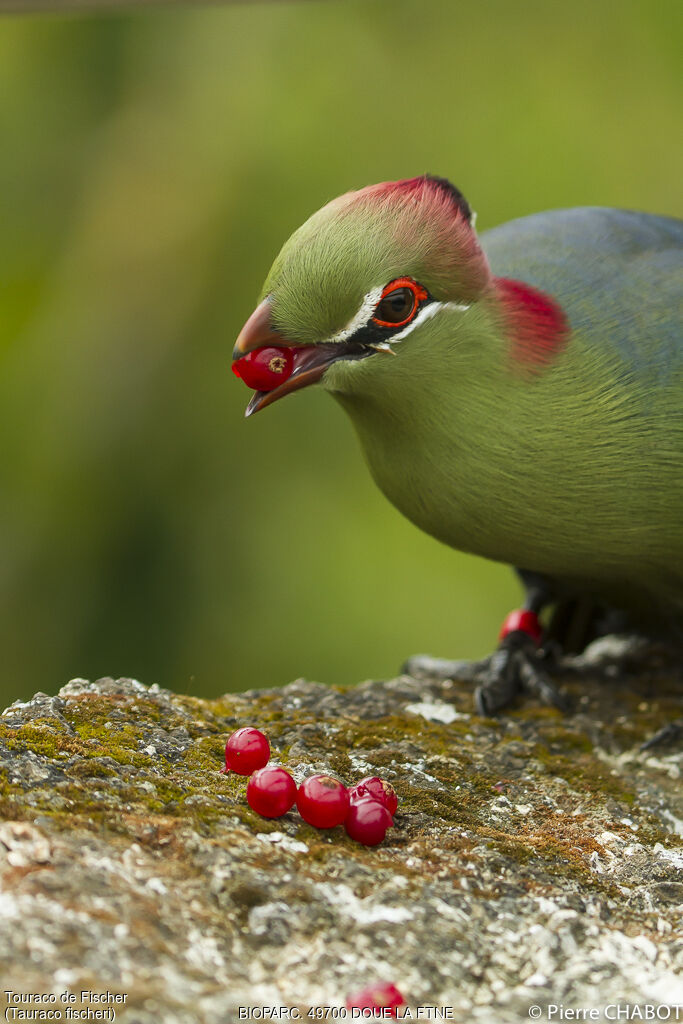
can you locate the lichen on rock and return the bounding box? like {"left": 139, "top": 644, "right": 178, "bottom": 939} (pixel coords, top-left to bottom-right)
{"left": 0, "top": 666, "right": 681, "bottom": 1022}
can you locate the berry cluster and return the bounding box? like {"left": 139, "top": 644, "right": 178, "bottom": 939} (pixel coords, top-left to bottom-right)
{"left": 222, "top": 727, "right": 397, "bottom": 846}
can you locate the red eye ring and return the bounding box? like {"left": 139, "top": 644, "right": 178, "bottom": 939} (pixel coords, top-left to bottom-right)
{"left": 372, "top": 277, "right": 429, "bottom": 329}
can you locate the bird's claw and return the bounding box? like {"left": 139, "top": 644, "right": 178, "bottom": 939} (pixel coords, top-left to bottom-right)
{"left": 403, "top": 633, "right": 569, "bottom": 716}
{"left": 475, "top": 634, "right": 569, "bottom": 715}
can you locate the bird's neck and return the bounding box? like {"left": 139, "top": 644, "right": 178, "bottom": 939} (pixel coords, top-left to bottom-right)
{"left": 329, "top": 286, "right": 581, "bottom": 569}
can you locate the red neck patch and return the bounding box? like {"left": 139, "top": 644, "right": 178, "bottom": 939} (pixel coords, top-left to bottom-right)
{"left": 494, "top": 277, "right": 570, "bottom": 370}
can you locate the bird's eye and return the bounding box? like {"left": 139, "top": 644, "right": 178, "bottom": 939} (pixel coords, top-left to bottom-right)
{"left": 376, "top": 288, "right": 414, "bottom": 322}
{"left": 372, "top": 277, "right": 428, "bottom": 329}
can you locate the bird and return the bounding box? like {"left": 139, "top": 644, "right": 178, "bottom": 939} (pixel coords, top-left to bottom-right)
{"left": 232, "top": 175, "right": 683, "bottom": 722}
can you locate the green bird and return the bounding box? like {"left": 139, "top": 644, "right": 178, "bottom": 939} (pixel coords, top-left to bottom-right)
{"left": 233, "top": 175, "right": 683, "bottom": 721}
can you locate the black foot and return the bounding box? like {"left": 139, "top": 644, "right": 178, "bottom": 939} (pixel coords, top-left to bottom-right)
{"left": 403, "top": 632, "right": 569, "bottom": 716}
{"left": 640, "top": 721, "right": 683, "bottom": 752}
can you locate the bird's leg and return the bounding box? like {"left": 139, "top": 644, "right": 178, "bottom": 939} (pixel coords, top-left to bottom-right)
{"left": 474, "top": 573, "right": 570, "bottom": 714}
{"left": 403, "top": 570, "right": 569, "bottom": 714}
{"left": 405, "top": 577, "right": 683, "bottom": 735}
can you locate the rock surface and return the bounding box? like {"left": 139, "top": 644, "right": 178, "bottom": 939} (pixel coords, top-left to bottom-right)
{"left": 0, "top": 654, "right": 681, "bottom": 1023}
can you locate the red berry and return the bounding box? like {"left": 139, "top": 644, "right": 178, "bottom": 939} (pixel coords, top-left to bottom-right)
{"left": 296, "top": 774, "right": 349, "bottom": 829}
{"left": 349, "top": 776, "right": 398, "bottom": 816}
{"left": 344, "top": 797, "right": 393, "bottom": 846}
{"left": 247, "top": 766, "right": 297, "bottom": 818}
{"left": 232, "top": 346, "right": 294, "bottom": 392}
{"left": 224, "top": 727, "right": 270, "bottom": 775}
{"left": 346, "top": 982, "right": 405, "bottom": 1016}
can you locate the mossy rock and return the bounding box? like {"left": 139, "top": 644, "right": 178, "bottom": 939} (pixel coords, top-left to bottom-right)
{"left": 0, "top": 661, "right": 681, "bottom": 1022}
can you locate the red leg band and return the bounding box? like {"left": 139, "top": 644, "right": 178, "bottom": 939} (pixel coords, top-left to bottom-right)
{"left": 498, "top": 609, "right": 543, "bottom": 645}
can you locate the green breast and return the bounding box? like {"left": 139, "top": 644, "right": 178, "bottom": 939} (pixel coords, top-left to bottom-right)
{"left": 330, "top": 298, "right": 683, "bottom": 617}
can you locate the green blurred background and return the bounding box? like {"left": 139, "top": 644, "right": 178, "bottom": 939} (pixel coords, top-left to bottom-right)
{"left": 0, "top": 0, "right": 680, "bottom": 707}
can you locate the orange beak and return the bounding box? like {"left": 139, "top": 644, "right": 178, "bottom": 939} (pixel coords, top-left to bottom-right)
{"left": 232, "top": 297, "right": 342, "bottom": 417}
{"left": 232, "top": 297, "right": 287, "bottom": 359}
{"left": 232, "top": 297, "right": 381, "bottom": 417}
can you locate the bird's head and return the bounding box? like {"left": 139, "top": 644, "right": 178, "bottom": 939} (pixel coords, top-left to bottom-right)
{"left": 232, "top": 175, "right": 492, "bottom": 416}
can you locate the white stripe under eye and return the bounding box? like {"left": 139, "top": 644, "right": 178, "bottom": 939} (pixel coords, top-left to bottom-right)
{"left": 390, "top": 299, "right": 471, "bottom": 342}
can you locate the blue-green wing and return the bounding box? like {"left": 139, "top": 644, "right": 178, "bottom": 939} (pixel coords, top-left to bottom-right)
{"left": 481, "top": 207, "right": 683, "bottom": 381}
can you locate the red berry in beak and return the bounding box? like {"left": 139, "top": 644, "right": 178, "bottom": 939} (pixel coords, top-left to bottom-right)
{"left": 232, "top": 346, "right": 294, "bottom": 392}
